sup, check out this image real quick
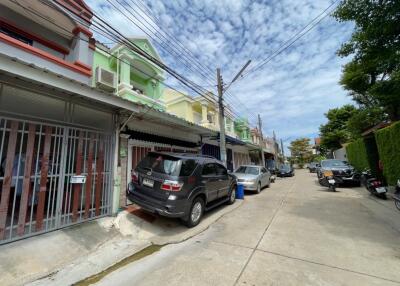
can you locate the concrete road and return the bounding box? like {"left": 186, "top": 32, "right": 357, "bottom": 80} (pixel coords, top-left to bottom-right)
{"left": 93, "top": 170, "right": 400, "bottom": 286}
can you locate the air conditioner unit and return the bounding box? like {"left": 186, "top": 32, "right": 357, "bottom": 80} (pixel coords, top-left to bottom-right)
{"left": 95, "top": 67, "right": 116, "bottom": 92}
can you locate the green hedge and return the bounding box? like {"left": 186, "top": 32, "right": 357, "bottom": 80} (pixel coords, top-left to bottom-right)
{"left": 375, "top": 121, "right": 400, "bottom": 185}
{"left": 346, "top": 138, "right": 370, "bottom": 171}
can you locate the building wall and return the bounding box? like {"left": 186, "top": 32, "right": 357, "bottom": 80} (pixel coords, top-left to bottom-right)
{"left": 0, "top": 6, "right": 71, "bottom": 56}
{"left": 0, "top": 3, "right": 93, "bottom": 84}
{"left": 165, "top": 100, "right": 191, "bottom": 121}
{"left": 333, "top": 147, "right": 347, "bottom": 161}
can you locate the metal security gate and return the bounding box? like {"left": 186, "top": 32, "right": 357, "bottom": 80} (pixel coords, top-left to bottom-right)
{"left": 0, "top": 117, "right": 113, "bottom": 244}
{"left": 201, "top": 143, "right": 221, "bottom": 160}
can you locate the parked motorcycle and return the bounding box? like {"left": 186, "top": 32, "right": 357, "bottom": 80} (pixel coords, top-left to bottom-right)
{"left": 394, "top": 179, "right": 400, "bottom": 211}
{"left": 318, "top": 170, "right": 336, "bottom": 192}
{"left": 361, "top": 169, "right": 387, "bottom": 199}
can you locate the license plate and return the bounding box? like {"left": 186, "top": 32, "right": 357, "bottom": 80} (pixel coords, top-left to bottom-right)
{"left": 328, "top": 179, "right": 335, "bottom": 184}
{"left": 142, "top": 178, "right": 154, "bottom": 188}
{"left": 376, "top": 187, "right": 386, "bottom": 193}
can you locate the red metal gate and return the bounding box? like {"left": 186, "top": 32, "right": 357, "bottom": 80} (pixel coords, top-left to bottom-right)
{"left": 0, "top": 117, "right": 113, "bottom": 244}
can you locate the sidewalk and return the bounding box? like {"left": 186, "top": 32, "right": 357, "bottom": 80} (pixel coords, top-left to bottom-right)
{"left": 0, "top": 201, "right": 243, "bottom": 286}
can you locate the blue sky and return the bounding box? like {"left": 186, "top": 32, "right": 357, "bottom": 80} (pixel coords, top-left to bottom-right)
{"left": 87, "top": 0, "right": 354, "bottom": 152}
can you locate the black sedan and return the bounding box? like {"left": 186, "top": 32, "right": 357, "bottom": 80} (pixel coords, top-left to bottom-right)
{"left": 277, "top": 165, "right": 295, "bottom": 177}
{"left": 317, "top": 159, "right": 360, "bottom": 185}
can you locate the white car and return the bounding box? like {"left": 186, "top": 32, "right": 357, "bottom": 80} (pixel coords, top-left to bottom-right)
{"left": 232, "top": 165, "right": 271, "bottom": 193}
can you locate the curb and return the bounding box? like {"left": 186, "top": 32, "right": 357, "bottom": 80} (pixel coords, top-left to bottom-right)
{"left": 28, "top": 199, "right": 245, "bottom": 286}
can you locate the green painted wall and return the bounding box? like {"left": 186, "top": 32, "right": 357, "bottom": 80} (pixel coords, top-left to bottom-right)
{"left": 234, "top": 118, "right": 251, "bottom": 142}
{"left": 92, "top": 40, "right": 165, "bottom": 110}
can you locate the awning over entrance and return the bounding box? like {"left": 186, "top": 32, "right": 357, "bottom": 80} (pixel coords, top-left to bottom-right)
{"left": 122, "top": 130, "right": 199, "bottom": 148}
{"left": 210, "top": 133, "right": 246, "bottom": 146}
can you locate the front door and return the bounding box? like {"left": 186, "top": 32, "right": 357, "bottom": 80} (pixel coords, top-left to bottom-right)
{"left": 0, "top": 117, "right": 113, "bottom": 244}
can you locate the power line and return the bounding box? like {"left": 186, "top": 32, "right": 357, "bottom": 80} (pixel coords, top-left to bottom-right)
{"left": 13, "top": 0, "right": 216, "bottom": 112}
{"left": 221, "top": 0, "right": 339, "bottom": 126}
{"left": 232, "top": 0, "right": 339, "bottom": 86}
{"left": 15, "top": 0, "right": 259, "bottom": 130}
{"left": 96, "top": 0, "right": 258, "bottom": 124}
{"left": 108, "top": 0, "right": 259, "bottom": 125}
{"left": 131, "top": 0, "right": 217, "bottom": 76}
{"left": 104, "top": 0, "right": 216, "bottom": 90}
{"left": 128, "top": 0, "right": 216, "bottom": 79}
{"left": 91, "top": 13, "right": 219, "bottom": 105}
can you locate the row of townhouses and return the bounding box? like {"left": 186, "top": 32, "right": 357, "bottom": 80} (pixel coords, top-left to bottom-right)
{"left": 0, "top": 0, "right": 282, "bottom": 244}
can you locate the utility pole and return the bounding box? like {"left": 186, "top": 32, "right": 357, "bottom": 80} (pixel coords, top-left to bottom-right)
{"left": 216, "top": 60, "right": 251, "bottom": 166}
{"left": 281, "top": 138, "right": 285, "bottom": 163}
{"left": 257, "top": 114, "right": 266, "bottom": 167}
{"left": 217, "top": 68, "right": 227, "bottom": 165}
{"left": 273, "top": 131, "right": 278, "bottom": 169}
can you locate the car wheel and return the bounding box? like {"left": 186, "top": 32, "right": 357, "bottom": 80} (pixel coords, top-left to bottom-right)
{"left": 266, "top": 179, "right": 271, "bottom": 188}
{"left": 256, "top": 182, "right": 261, "bottom": 194}
{"left": 227, "top": 185, "right": 236, "bottom": 205}
{"left": 183, "top": 197, "right": 204, "bottom": 228}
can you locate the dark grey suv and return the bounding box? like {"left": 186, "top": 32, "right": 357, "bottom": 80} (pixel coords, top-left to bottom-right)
{"left": 317, "top": 159, "right": 360, "bottom": 185}
{"left": 127, "top": 152, "right": 237, "bottom": 227}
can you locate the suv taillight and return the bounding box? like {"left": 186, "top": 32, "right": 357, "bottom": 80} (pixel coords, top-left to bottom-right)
{"left": 131, "top": 170, "right": 138, "bottom": 183}
{"left": 161, "top": 180, "right": 183, "bottom": 192}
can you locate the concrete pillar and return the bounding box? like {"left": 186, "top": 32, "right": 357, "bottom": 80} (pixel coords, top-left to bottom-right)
{"left": 112, "top": 129, "right": 120, "bottom": 214}
{"left": 69, "top": 26, "right": 91, "bottom": 66}
{"left": 119, "top": 54, "right": 132, "bottom": 89}
{"left": 119, "top": 136, "right": 128, "bottom": 208}
{"left": 201, "top": 104, "right": 208, "bottom": 124}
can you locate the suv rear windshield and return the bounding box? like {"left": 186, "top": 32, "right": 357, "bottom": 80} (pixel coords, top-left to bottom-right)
{"left": 137, "top": 153, "right": 198, "bottom": 176}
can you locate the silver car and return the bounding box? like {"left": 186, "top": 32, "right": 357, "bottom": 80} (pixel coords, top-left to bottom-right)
{"left": 232, "top": 165, "right": 271, "bottom": 193}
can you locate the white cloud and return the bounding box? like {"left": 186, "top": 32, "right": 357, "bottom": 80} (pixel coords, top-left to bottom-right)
{"left": 86, "top": 0, "right": 354, "bottom": 146}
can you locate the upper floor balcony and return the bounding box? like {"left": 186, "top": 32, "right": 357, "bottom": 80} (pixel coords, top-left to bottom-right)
{"left": 234, "top": 118, "right": 252, "bottom": 143}
{"left": 92, "top": 39, "right": 165, "bottom": 111}
{"left": 162, "top": 88, "right": 237, "bottom": 136}
{"left": 0, "top": 0, "right": 94, "bottom": 85}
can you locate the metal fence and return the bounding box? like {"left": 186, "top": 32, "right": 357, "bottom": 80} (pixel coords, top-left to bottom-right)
{"left": 0, "top": 116, "right": 113, "bottom": 244}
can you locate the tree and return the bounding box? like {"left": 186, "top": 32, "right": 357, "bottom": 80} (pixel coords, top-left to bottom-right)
{"left": 333, "top": 0, "right": 400, "bottom": 121}
{"left": 289, "top": 138, "right": 313, "bottom": 168}
{"left": 319, "top": 105, "right": 357, "bottom": 150}
{"left": 346, "top": 107, "right": 386, "bottom": 139}
{"left": 319, "top": 105, "right": 384, "bottom": 150}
